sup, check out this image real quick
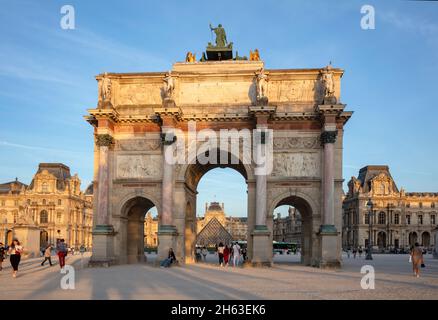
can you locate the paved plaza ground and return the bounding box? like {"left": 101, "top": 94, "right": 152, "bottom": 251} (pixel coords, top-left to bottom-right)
{"left": 0, "top": 253, "right": 437, "bottom": 300}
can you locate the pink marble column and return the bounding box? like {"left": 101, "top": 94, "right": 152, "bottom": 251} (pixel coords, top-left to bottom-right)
{"left": 95, "top": 134, "right": 113, "bottom": 226}
{"left": 161, "top": 128, "right": 175, "bottom": 227}
{"left": 255, "top": 125, "right": 268, "bottom": 228}
{"left": 321, "top": 130, "right": 337, "bottom": 227}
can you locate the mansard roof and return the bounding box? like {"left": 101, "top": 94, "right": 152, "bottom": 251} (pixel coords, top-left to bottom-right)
{"left": 357, "top": 165, "right": 399, "bottom": 193}
{"left": 29, "top": 163, "right": 72, "bottom": 191}
{"left": 84, "top": 183, "right": 94, "bottom": 195}
{"left": 0, "top": 179, "right": 28, "bottom": 195}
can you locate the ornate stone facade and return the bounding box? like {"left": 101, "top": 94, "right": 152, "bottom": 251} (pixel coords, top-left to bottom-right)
{"left": 343, "top": 166, "right": 437, "bottom": 251}
{"left": 0, "top": 163, "right": 93, "bottom": 257}
{"left": 85, "top": 53, "right": 352, "bottom": 267}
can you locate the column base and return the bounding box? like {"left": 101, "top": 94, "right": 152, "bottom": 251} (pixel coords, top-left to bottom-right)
{"left": 157, "top": 225, "right": 178, "bottom": 265}
{"left": 318, "top": 225, "right": 341, "bottom": 269}
{"left": 89, "top": 225, "right": 116, "bottom": 267}
{"left": 251, "top": 226, "right": 272, "bottom": 266}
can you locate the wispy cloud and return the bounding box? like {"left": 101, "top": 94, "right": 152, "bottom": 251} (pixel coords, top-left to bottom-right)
{"left": 0, "top": 140, "right": 84, "bottom": 156}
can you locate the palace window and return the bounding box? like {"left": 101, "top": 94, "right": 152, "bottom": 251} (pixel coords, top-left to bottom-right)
{"left": 432, "top": 203, "right": 436, "bottom": 208}
{"left": 58, "top": 199, "right": 62, "bottom": 205}
{"left": 406, "top": 215, "right": 411, "bottom": 225}
{"left": 42, "top": 199, "right": 46, "bottom": 205}
{"left": 406, "top": 203, "right": 410, "bottom": 208}
{"left": 418, "top": 215, "right": 423, "bottom": 225}
{"left": 432, "top": 215, "right": 436, "bottom": 225}
{"left": 378, "top": 212, "right": 386, "bottom": 225}
{"left": 42, "top": 182, "right": 48, "bottom": 193}
{"left": 394, "top": 213, "right": 400, "bottom": 225}
{"left": 56, "top": 212, "right": 62, "bottom": 223}
{"left": 364, "top": 213, "right": 369, "bottom": 224}
{"left": 1, "top": 200, "right": 5, "bottom": 206}
{"left": 40, "top": 210, "right": 49, "bottom": 224}
{"left": 419, "top": 202, "right": 423, "bottom": 208}
{"left": 13, "top": 212, "right": 18, "bottom": 223}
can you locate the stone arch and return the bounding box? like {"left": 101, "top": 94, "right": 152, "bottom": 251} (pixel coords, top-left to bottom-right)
{"left": 409, "top": 232, "right": 418, "bottom": 247}
{"left": 269, "top": 190, "right": 319, "bottom": 266}
{"left": 180, "top": 148, "right": 253, "bottom": 264}
{"left": 422, "top": 231, "right": 430, "bottom": 248}
{"left": 377, "top": 231, "right": 386, "bottom": 249}
{"left": 40, "top": 230, "right": 49, "bottom": 248}
{"left": 119, "top": 196, "right": 158, "bottom": 264}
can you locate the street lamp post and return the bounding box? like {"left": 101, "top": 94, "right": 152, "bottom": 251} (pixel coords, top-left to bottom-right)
{"left": 366, "top": 199, "right": 374, "bottom": 260}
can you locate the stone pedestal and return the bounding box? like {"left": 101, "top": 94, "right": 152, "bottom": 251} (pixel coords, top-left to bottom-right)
{"left": 251, "top": 226, "right": 272, "bottom": 266}
{"left": 157, "top": 225, "right": 178, "bottom": 264}
{"left": 318, "top": 225, "right": 341, "bottom": 268}
{"left": 89, "top": 225, "right": 115, "bottom": 267}
{"left": 13, "top": 225, "right": 40, "bottom": 258}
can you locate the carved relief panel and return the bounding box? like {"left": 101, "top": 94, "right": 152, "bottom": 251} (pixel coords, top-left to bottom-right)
{"left": 116, "top": 155, "right": 162, "bottom": 179}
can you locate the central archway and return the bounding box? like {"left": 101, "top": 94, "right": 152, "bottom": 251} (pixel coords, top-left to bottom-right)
{"left": 178, "top": 148, "right": 254, "bottom": 264}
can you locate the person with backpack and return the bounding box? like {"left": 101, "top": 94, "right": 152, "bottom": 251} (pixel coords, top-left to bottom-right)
{"left": 57, "top": 239, "right": 68, "bottom": 270}
{"left": 8, "top": 239, "right": 23, "bottom": 278}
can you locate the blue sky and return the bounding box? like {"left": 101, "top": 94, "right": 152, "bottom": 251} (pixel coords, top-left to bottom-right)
{"left": 1, "top": 0, "right": 437, "bottom": 217}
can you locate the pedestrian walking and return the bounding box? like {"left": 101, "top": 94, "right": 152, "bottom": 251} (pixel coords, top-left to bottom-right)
{"left": 232, "top": 242, "right": 241, "bottom": 267}
{"left": 223, "top": 245, "right": 230, "bottom": 266}
{"left": 195, "top": 246, "right": 202, "bottom": 262}
{"left": 353, "top": 247, "right": 357, "bottom": 259}
{"left": 358, "top": 246, "right": 363, "bottom": 258}
{"left": 242, "top": 247, "right": 247, "bottom": 261}
{"left": 0, "top": 242, "right": 5, "bottom": 271}
{"left": 217, "top": 242, "right": 225, "bottom": 266}
{"left": 346, "top": 247, "right": 351, "bottom": 258}
{"left": 411, "top": 242, "right": 424, "bottom": 278}
{"left": 201, "top": 246, "right": 208, "bottom": 262}
{"left": 41, "top": 244, "right": 53, "bottom": 266}
{"left": 8, "top": 239, "right": 23, "bottom": 278}
{"left": 57, "top": 239, "right": 68, "bottom": 270}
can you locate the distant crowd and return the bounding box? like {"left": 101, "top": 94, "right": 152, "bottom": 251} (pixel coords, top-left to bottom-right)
{"left": 159, "top": 242, "right": 247, "bottom": 268}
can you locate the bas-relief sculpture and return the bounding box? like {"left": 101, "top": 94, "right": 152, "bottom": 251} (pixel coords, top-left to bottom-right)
{"left": 272, "top": 153, "right": 320, "bottom": 178}
{"left": 116, "top": 155, "right": 162, "bottom": 179}
{"left": 115, "top": 139, "right": 161, "bottom": 151}
{"left": 273, "top": 137, "right": 320, "bottom": 150}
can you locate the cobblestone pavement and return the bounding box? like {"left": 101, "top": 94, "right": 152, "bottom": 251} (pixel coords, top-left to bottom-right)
{"left": 0, "top": 253, "right": 437, "bottom": 300}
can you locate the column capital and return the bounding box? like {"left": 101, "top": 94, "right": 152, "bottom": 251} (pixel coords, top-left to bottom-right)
{"left": 95, "top": 134, "right": 114, "bottom": 147}
{"left": 320, "top": 130, "right": 338, "bottom": 145}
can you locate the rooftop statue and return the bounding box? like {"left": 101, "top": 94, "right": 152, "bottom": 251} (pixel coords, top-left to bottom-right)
{"left": 250, "top": 49, "right": 261, "bottom": 61}
{"left": 320, "top": 64, "right": 336, "bottom": 104}
{"left": 209, "top": 23, "right": 227, "bottom": 48}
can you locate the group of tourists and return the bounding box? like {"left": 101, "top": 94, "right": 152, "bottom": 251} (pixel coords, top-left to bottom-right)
{"left": 216, "top": 242, "right": 245, "bottom": 267}
{"left": 345, "top": 246, "right": 364, "bottom": 258}
{"left": 0, "top": 238, "right": 72, "bottom": 278}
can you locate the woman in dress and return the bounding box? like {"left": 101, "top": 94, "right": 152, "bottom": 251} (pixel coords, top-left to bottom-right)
{"left": 8, "top": 239, "right": 23, "bottom": 278}
{"left": 411, "top": 242, "right": 424, "bottom": 278}
{"left": 223, "top": 245, "right": 230, "bottom": 267}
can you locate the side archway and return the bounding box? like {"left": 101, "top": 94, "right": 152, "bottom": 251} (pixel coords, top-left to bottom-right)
{"left": 269, "top": 191, "right": 319, "bottom": 266}
{"left": 120, "top": 196, "right": 157, "bottom": 264}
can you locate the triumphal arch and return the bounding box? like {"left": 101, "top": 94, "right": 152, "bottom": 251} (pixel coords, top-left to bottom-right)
{"left": 85, "top": 26, "right": 352, "bottom": 268}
